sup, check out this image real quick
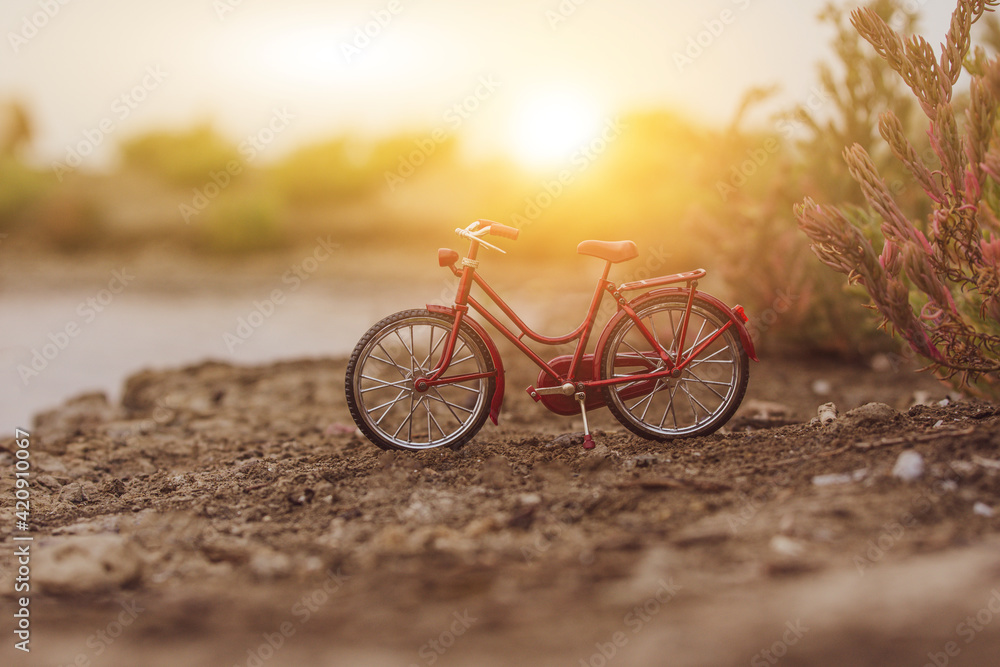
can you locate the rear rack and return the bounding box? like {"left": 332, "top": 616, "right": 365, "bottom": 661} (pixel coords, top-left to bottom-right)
{"left": 617, "top": 269, "right": 706, "bottom": 292}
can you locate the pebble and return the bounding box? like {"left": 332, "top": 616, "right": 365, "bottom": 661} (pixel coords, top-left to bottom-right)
{"left": 973, "top": 502, "right": 994, "bottom": 518}
{"left": 249, "top": 550, "right": 293, "bottom": 580}
{"left": 892, "top": 450, "right": 925, "bottom": 482}
{"left": 870, "top": 354, "right": 893, "bottom": 372}
{"left": 811, "top": 379, "right": 832, "bottom": 396}
{"left": 769, "top": 535, "right": 805, "bottom": 558}
{"left": 843, "top": 402, "right": 898, "bottom": 426}
{"left": 812, "top": 473, "right": 853, "bottom": 486}
{"left": 633, "top": 454, "right": 658, "bottom": 468}
{"left": 817, "top": 402, "right": 838, "bottom": 425}
{"left": 34, "top": 535, "right": 143, "bottom": 595}
{"left": 812, "top": 468, "right": 866, "bottom": 486}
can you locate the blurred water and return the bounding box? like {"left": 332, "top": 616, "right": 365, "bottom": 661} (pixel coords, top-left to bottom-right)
{"left": 0, "top": 280, "right": 553, "bottom": 432}
{"left": 0, "top": 284, "right": 414, "bottom": 431}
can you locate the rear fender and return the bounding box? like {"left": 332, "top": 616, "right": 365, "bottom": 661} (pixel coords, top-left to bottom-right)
{"left": 426, "top": 304, "right": 505, "bottom": 425}
{"left": 591, "top": 288, "right": 758, "bottom": 379}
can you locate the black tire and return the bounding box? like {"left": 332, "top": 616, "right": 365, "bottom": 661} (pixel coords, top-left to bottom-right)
{"left": 345, "top": 309, "right": 496, "bottom": 451}
{"left": 599, "top": 295, "right": 749, "bottom": 440}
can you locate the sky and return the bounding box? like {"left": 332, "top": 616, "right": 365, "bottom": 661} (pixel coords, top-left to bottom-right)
{"left": 0, "top": 0, "right": 960, "bottom": 170}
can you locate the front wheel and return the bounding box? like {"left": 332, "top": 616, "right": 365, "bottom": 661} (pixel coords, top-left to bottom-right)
{"left": 345, "top": 309, "right": 496, "bottom": 451}
{"left": 599, "top": 295, "right": 749, "bottom": 440}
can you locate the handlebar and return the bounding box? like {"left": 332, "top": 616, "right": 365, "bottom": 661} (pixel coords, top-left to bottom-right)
{"left": 454, "top": 219, "right": 519, "bottom": 253}
{"left": 485, "top": 221, "right": 519, "bottom": 240}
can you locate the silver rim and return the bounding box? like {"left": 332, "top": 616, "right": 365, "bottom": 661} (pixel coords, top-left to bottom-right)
{"left": 353, "top": 317, "right": 490, "bottom": 450}
{"left": 604, "top": 302, "right": 743, "bottom": 436}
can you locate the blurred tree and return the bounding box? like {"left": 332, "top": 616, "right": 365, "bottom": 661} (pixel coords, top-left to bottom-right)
{"left": 0, "top": 99, "right": 33, "bottom": 158}
{"left": 271, "top": 131, "right": 459, "bottom": 204}
{"left": 119, "top": 124, "right": 241, "bottom": 187}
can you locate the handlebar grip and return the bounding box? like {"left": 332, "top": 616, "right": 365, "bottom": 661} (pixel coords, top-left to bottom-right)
{"left": 482, "top": 221, "right": 519, "bottom": 240}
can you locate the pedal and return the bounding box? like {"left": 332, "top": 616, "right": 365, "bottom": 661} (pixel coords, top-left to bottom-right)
{"left": 529, "top": 383, "right": 576, "bottom": 397}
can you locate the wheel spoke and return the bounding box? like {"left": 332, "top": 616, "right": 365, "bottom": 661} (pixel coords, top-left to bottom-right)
{"left": 392, "top": 395, "right": 419, "bottom": 439}
{"left": 360, "top": 376, "right": 411, "bottom": 393}
{"left": 420, "top": 327, "right": 448, "bottom": 370}
{"left": 681, "top": 371, "right": 729, "bottom": 400}
{"left": 350, "top": 314, "right": 493, "bottom": 449}
{"left": 667, "top": 309, "right": 678, "bottom": 357}
{"left": 394, "top": 329, "right": 419, "bottom": 373}
{"left": 426, "top": 402, "right": 446, "bottom": 442}
{"left": 659, "top": 379, "right": 684, "bottom": 429}
{"left": 427, "top": 387, "right": 473, "bottom": 423}
{"left": 638, "top": 378, "right": 666, "bottom": 422}
{"left": 373, "top": 343, "right": 410, "bottom": 379}
{"left": 373, "top": 388, "right": 411, "bottom": 425}
{"left": 681, "top": 383, "right": 711, "bottom": 423}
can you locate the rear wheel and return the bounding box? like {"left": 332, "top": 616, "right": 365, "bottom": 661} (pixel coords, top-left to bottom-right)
{"left": 599, "top": 295, "right": 748, "bottom": 440}
{"left": 345, "top": 309, "right": 496, "bottom": 451}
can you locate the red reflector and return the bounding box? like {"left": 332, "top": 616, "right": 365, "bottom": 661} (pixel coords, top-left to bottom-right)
{"left": 733, "top": 305, "right": 749, "bottom": 323}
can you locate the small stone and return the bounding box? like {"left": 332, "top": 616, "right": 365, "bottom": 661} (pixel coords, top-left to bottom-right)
{"left": 812, "top": 473, "right": 854, "bottom": 486}
{"left": 518, "top": 493, "right": 542, "bottom": 506}
{"left": 58, "top": 482, "right": 98, "bottom": 504}
{"left": 843, "top": 402, "right": 898, "bottom": 426}
{"left": 870, "top": 354, "right": 893, "bottom": 372}
{"left": 811, "top": 379, "right": 832, "bottom": 396}
{"left": 102, "top": 478, "right": 127, "bottom": 496}
{"left": 892, "top": 450, "right": 925, "bottom": 482}
{"left": 34, "top": 535, "right": 143, "bottom": 595}
{"left": 769, "top": 535, "right": 805, "bottom": 558}
{"left": 548, "top": 433, "right": 584, "bottom": 448}
{"left": 973, "top": 502, "right": 994, "bottom": 518}
{"left": 817, "top": 402, "right": 838, "bottom": 425}
{"left": 249, "top": 550, "right": 293, "bottom": 580}
{"left": 633, "top": 454, "right": 658, "bottom": 468}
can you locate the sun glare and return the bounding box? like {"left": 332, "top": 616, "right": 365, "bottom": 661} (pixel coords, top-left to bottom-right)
{"left": 509, "top": 92, "right": 605, "bottom": 169}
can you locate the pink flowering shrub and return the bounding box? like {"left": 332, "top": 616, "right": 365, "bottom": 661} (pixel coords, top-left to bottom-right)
{"left": 797, "top": 0, "right": 1000, "bottom": 396}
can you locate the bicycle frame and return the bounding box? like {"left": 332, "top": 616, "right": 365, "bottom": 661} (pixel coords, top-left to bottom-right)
{"left": 415, "top": 238, "right": 746, "bottom": 410}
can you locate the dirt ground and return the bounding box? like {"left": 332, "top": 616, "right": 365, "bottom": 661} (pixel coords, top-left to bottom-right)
{"left": 2, "top": 346, "right": 999, "bottom": 667}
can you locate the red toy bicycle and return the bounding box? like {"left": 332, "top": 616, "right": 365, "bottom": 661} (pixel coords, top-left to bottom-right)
{"left": 345, "top": 220, "right": 758, "bottom": 451}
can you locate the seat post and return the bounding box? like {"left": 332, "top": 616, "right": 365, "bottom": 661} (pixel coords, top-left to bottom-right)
{"left": 600, "top": 260, "right": 611, "bottom": 282}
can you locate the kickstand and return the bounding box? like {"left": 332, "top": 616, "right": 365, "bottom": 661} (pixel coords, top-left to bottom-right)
{"left": 575, "top": 392, "right": 595, "bottom": 450}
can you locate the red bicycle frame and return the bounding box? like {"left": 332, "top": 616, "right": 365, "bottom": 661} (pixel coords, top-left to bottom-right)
{"left": 415, "top": 237, "right": 743, "bottom": 401}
